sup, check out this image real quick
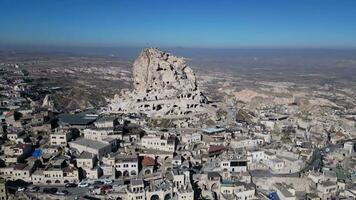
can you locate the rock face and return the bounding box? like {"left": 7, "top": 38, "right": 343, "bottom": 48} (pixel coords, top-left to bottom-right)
{"left": 106, "top": 48, "right": 218, "bottom": 127}
{"left": 42, "top": 94, "right": 57, "bottom": 112}
{"left": 131, "top": 48, "right": 207, "bottom": 104}
{"left": 133, "top": 48, "right": 197, "bottom": 92}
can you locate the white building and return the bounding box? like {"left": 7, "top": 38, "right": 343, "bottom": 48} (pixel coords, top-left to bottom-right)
{"left": 176, "top": 185, "right": 194, "bottom": 200}
{"left": 268, "top": 158, "right": 285, "bottom": 171}
{"left": 317, "top": 181, "right": 338, "bottom": 199}
{"left": 254, "top": 132, "right": 272, "bottom": 143}
{"left": 220, "top": 159, "right": 248, "bottom": 173}
{"left": 230, "top": 138, "right": 263, "bottom": 149}
{"left": 6, "top": 128, "right": 25, "bottom": 142}
{"left": 125, "top": 179, "right": 145, "bottom": 200}
{"left": 50, "top": 130, "right": 71, "bottom": 146}
{"left": 77, "top": 151, "right": 97, "bottom": 169}
{"left": 83, "top": 127, "right": 116, "bottom": 141}
{"left": 141, "top": 134, "right": 175, "bottom": 152}
{"left": 69, "top": 137, "right": 115, "bottom": 158}
{"left": 344, "top": 142, "right": 354, "bottom": 155}
{"left": 102, "top": 154, "right": 138, "bottom": 177}
{"left": 248, "top": 150, "right": 265, "bottom": 162}
{"left": 220, "top": 181, "right": 255, "bottom": 200}
{"left": 181, "top": 132, "right": 202, "bottom": 145}
{"left": 273, "top": 182, "right": 297, "bottom": 200}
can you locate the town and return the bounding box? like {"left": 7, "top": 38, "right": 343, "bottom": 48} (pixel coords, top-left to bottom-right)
{"left": 0, "top": 48, "right": 355, "bottom": 200}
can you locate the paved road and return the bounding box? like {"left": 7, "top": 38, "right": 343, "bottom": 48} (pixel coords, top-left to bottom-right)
{"left": 24, "top": 185, "right": 89, "bottom": 199}
{"left": 250, "top": 138, "right": 356, "bottom": 178}
{"left": 301, "top": 138, "right": 356, "bottom": 173}
{"left": 249, "top": 170, "right": 300, "bottom": 178}
{"left": 23, "top": 179, "right": 127, "bottom": 199}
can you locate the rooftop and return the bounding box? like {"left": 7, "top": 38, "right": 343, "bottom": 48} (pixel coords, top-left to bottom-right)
{"left": 70, "top": 137, "right": 110, "bottom": 149}
{"left": 78, "top": 151, "right": 94, "bottom": 159}
{"left": 58, "top": 111, "right": 98, "bottom": 126}
{"left": 131, "top": 178, "right": 144, "bottom": 186}
{"left": 202, "top": 127, "right": 225, "bottom": 134}
{"left": 320, "top": 180, "right": 337, "bottom": 187}
{"left": 274, "top": 183, "right": 294, "bottom": 198}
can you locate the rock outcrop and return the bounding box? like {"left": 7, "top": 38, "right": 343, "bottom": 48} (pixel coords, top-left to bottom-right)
{"left": 42, "top": 94, "right": 57, "bottom": 112}
{"left": 106, "top": 48, "right": 219, "bottom": 128}
{"left": 130, "top": 48, "right": 208, "bottom": 104}
{"left": 133, "top": 48, "right": 197, "bottom": 92}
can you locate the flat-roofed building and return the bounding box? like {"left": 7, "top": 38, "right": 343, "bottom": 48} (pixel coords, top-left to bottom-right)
{"left": 32, "top": 166, "right": 79, "bottom": 185}
{"left": 273, "top": 182, "right": 297, "bottom": 200}
{"left": 181, "top": 132, "right": 201, "bottom": 145}
{"left": 50, "top": 129, "right": 71, "bottom": 146}
{"left": 0, "top": 163, "right": 32, "bottom": 182}
{"left": 221, "top": 159, "right": 248, "bottom": 173}
{"left": 69, "top": 137, "right": 114, "bottom": 158}
{"left": 83, "top": 127, "right": 116, "bottom": 141}
{"left": 317, "top": 181, "right": 338, "bottom": 199}
{"left": 94, "top": 115, "right": 119, "bottom": 128}
{"left": 141, "top": 134, "right": 175, "bottom": 152}
{"left": 102, "top": 154, "right": 138, "bottom": 177}
{"left": 6, "top": 127, "right": 25, "bottom": 142}
{"left": 58, "top": 112, "right": 98, "bottom": 130}
{"left": 77, "top": 151, "right": 97, "bottom": 169}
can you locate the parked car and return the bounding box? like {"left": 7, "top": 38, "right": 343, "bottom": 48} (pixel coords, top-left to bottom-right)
{"left": 28, "top": 186, "right": 40, "bottom": 192}
{"left": 65, "top": 183, "right": 78, "bottom": 188}
{"left": 93, "top": 180, "right": 104, "bottom": 186}
{"left": 78, "top": 181, "right": 90, "bottom": 188}
{"left": 56, "top": 190, "right": 69, "bottom": 196}
{"left": 103, "top": 179, "right": 113, "bottom": 184}
{"left": 43, "top": 187, "right": 58, "bottom": 194}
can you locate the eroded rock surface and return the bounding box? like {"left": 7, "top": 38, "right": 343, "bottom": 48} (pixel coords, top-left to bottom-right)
{"left": 106, "top": 48, "right": 220, "bottom": 127}
{"left": 133, "top": 48, "right": 197, "bottom": 92}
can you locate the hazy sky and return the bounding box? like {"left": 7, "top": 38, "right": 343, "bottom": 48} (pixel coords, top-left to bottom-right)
{"left": 1, "top": 0, "right": 356, "bottom": 48}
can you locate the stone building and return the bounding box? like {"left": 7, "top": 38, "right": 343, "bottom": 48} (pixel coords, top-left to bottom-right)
{"left": 0, "top": 178, "right": 7, "bottom": 200}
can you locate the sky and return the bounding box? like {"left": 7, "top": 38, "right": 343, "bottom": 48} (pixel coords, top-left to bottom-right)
{"left": 1, "top": 0, "right": 356, "bottom": 49}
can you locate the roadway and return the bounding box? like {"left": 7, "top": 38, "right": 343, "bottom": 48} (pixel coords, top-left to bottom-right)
{"left": 20, "top": 179, "right": 128, "bottom": 199}
{"left": 250, "top": 138, "right": 356, "bottom": 178}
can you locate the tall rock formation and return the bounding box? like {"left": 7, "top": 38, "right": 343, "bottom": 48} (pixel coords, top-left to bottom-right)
{"left": 133, "top": 48, "right": 197, "bottom": 92}
{"left": 106, "top": 48, "right": 218, "bottom": 127}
